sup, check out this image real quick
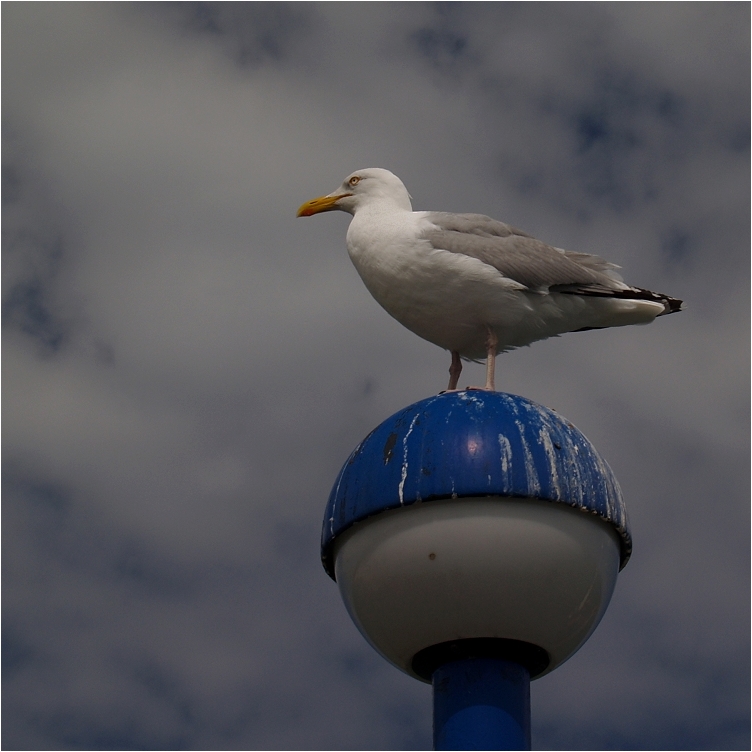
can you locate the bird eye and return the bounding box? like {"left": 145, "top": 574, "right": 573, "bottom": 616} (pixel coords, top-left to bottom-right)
{"left": 348, "top": 176, "right": 361, "bottom": 187}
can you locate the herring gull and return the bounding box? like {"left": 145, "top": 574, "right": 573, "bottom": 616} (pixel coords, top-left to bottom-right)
{"left": 297, "top": 168, "right": 682, "bottom": 391}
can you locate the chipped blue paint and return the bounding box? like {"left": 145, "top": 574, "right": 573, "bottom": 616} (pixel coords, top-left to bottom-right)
{"left": 322, "top": 391, "right": 631, "bottom": 579}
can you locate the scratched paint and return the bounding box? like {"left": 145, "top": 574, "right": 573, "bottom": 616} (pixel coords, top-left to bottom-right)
{"left": 398, "top": 412, "right": 421, "bottom": 505}
{"left": 515, "top": 418, "right": 541, "bottom": 497}
{"left": 498, "top": 433, "right": 513, "bottom": 486}
{"left": 538, "top": 425, "right": 562, "bottom": 500}
{"left": 321, "top": 391, "right": 630, "bottom": 580}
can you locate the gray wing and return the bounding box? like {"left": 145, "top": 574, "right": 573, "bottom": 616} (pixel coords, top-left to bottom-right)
{"left": 423, "top": 212, "right": 624, "bottom": 293}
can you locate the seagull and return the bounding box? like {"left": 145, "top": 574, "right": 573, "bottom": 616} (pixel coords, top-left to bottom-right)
{"left": 297, "top": 168, "right": 682, "bottom": 391}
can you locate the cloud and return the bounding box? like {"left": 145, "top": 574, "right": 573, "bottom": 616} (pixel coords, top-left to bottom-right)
{"left": 3, "top": 3, "right": 748, "bottom": 750}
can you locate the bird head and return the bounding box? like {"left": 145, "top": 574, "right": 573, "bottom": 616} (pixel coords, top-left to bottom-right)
{"left": 296, "top": 168, "right": 412, "bottom": 217}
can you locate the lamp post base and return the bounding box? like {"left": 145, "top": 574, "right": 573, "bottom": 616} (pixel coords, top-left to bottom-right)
{"left": 433, "top": 658, "right": 530, "bottom": 751}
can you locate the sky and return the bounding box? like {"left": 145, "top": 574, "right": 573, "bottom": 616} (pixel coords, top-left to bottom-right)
{"left": 2, "top": 3, "right": 749, "bottom": 750}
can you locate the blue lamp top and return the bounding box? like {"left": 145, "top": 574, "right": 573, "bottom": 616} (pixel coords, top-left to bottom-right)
{"left": 322, "top": 391, "right": 631, "bottom": 578}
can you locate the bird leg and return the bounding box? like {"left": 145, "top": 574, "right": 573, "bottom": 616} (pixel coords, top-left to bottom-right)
{"left": 446, "top": 351, "right": 462, "bottom": 391}
{"left": 484, "top": 327, "right": 498, "bottom": 391}
{"left": 464, "top": 328, "right": 500, "bottom": 391}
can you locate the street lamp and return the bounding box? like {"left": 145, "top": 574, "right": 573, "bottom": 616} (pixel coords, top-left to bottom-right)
{"left": 322, "top": 390, "right": 630, "bottom": 750}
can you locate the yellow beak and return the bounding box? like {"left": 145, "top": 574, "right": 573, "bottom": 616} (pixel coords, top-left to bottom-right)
{"left": 296, "top": 193, "right": 351, "bottom": 217}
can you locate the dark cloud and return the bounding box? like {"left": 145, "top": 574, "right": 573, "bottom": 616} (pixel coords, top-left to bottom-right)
{"left": 2, "top": 146, "right": 72, "bottom": 354}
{"left": 2, "top": 3, "right": 748, "bottom": 750}
{"left": 3, "top": 240, "right": 67, "bottom": 353}
{"left": 146, "top": 2, "right": 318, "bottom": 68}
{"left": 660, "top": 227, "right": 693, "bottom": 266}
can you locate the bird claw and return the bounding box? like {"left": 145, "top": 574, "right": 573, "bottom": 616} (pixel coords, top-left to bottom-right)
{"left": 440, "top": 386, "right": 496, "bottom": 393}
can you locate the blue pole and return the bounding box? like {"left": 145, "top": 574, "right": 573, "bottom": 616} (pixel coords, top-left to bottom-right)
{"left": 433, "top": 658, "right": 531, "bottom": 751}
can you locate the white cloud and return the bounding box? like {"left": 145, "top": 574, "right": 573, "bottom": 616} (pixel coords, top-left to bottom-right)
{"left": 3, "top": 3, "right": 748, "bottom": 749}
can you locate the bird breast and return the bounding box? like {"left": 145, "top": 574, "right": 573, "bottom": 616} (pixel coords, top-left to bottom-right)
{"left": 345, "top": 211, "right": 533, "bottom": 356}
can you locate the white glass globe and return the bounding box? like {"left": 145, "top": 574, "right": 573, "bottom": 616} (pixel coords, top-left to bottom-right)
{"left": 334, "top": 496, "right": 621, "bottom": 681}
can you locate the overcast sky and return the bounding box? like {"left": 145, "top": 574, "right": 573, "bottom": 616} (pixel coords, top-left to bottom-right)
{"left": 3, "top": 3, "right": 749, "bottom": 750}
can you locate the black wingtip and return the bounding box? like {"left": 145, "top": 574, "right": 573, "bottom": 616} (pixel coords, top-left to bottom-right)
{"left": 626, "top": 287, "right": 683, "bottom": 316}
{"left": 660, "top": 295, "right": 684, "bottom": 315}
